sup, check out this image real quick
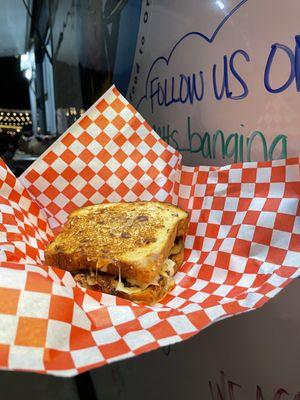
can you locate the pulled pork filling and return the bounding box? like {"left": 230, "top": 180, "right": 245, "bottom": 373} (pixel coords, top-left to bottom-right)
{"left": 74, "top": 237, "right": 183, "bottom": 295}
{"left": 74, "top": 257, "right": 176, "bottom": 295}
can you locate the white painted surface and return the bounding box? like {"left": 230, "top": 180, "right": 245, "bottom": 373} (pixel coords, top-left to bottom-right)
{"left": 127, "top": 0, "right": 300, "bottom": 166}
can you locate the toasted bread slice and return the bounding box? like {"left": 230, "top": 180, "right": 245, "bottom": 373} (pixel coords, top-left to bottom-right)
{"left": 74, "top": 243, "right": 185, "bottom": 305}
{"left": 45, "top": 201, "right": 188, "bottom": 286}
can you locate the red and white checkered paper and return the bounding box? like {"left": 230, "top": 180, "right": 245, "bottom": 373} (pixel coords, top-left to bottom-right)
{"left": 0, "top": 86, "right": 299, "bottom": 377}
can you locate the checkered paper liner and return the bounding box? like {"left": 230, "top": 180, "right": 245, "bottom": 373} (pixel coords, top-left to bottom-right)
{"left": 0, "top": 86, "right": 299, "bottom": 377}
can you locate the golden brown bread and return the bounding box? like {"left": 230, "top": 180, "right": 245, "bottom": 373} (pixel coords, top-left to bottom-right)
{"left": 74, "top": 243, "right": 184, "bottom": 305}
{"left": 45, "top": 201, "right": 189, "bottom": 305}
{"left": 45, "top": 201, "right": 188, "bottom": 285}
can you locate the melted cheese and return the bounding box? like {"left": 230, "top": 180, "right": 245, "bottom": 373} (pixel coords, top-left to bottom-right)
{"left": 160, "top": 258, "right": 176, "bottom": 278}
{"left": 127, "top": 277, "right": 159, "bottom": 287}
{"left": 116, "top": 280, "right": 146, "bottom": 294}
{"left": 116, "top": 259, "right": 176, "bottom": 295}
{"left": 116, "top": 266, "right": 148, "bottom": 294}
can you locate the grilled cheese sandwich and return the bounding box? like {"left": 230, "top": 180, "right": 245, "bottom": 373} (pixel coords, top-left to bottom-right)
{"left": 45, "top": 201, "right": 188, "bottom": 305}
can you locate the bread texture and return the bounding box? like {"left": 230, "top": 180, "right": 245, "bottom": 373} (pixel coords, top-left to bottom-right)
{"left": 45, "top": 201, "right": 189, "bottom": 305}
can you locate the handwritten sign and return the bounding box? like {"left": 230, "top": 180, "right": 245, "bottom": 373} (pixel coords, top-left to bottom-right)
{"left": 209, "top": 371, "right": 300, "bottom": 400}
{"left": 127, "top": 0, "right": 300, "bottom": 165}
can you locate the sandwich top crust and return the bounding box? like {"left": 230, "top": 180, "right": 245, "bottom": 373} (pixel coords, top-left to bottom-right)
{"left": 45, "top": 201, "right": 188, "bottom": 286}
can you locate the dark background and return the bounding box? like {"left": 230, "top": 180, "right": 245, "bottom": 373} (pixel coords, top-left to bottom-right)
{"left": 0, "top": 57, "right": 30, "bottom": 109}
